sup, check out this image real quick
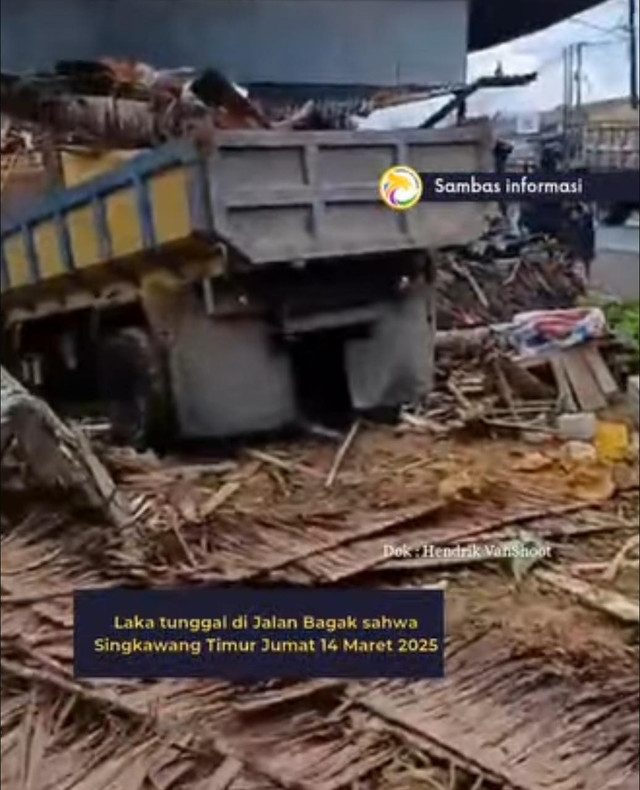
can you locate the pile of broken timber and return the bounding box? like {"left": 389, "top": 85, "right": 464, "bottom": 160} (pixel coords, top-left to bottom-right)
{"left": 1, "top": 379, "right": 639, "bottom": 789}
{"left": 2, "top": 427, "right": 639, "bottom": 790}
{"left": 429, "top": 325, "right": 633, "bottom": 436}
{"left": 518, "top": 341, "right": 620, "bottom": 413}
{"left": 436, "top": 235, "right": 584, "bottom": 330}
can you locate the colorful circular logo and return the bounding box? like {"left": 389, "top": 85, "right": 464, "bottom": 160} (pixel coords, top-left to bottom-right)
{"left": 379, "top": 166, "right": 423, "bottom": 210}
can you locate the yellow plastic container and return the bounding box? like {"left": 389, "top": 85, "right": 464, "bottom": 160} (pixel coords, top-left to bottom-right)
{"left": 595, "top": 421, "right": 630, "bottom": 462}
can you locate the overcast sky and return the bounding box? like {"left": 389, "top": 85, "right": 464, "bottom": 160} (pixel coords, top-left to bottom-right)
{"left": 468, "top": 0, "right": 638, "bottom": 115}
{"left": 362, "top": 0, "right": 637, "bottom": 127}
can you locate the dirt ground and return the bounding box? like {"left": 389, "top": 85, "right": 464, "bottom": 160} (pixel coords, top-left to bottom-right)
{"left": 1, "top": 425, "right": 638, "bottom": 790}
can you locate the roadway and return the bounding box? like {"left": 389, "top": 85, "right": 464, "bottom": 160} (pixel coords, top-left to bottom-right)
{"left": 591, "top": 222, "right": 639, "bottom": 302}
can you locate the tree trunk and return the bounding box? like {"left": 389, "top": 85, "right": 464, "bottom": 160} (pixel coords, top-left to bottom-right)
{"left": 1, "top": 366, "right": 131, "bottom": 529}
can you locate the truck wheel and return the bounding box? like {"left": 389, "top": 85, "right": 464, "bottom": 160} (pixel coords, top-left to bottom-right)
{"left": 98, "top": 328, "right": 171, "bottom": 449}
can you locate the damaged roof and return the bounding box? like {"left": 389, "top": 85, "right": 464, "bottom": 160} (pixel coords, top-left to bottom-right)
{"left": 469, "top": 0, "right": 606, "bottom": 51}
{"left": 1, "top": 0, "right": 605, "bottom": 93}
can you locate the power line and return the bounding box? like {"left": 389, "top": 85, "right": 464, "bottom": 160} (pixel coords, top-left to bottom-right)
{"left": 564, "top": 0, "right": 633, "bottom": 37}
{"left": 535, "top": 34, "right": 625, "bottom": 74}
{"left": 582, "top": 36, "right": 629, "bottom": 47}
{"left": 565, "top": 15, "right": 628, "bottom": 38}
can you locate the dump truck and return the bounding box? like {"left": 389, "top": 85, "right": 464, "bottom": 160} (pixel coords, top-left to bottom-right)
{"left": 1, "top": 124, "right": 491, "bottom": 445}
{"left": 538, "top": 120, "right": 640, "bottom": 225}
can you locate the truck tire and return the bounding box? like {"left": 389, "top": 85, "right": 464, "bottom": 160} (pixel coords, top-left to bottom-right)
{"left": 98, "top": 328, "right": 172, "bottom": 449}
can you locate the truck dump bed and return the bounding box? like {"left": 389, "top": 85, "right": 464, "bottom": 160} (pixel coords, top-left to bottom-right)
{"left": 1, "top": 124, "right": 490, "bottom": 300}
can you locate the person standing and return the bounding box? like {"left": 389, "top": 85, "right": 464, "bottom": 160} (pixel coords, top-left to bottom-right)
{"left": 493, "top": 138, "right": 513, "bottom": 223}
{"left": 519, "top": 146, "right": 564, "bottom": 237}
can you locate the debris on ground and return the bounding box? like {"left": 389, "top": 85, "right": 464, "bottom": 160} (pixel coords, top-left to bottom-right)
{"left": 1, "top": 230, "right": 638, "bottom": 783}
{"left": 1, "top": 419, "right": 638, "bottom": 789}
{"left": 536, "top": 567, "right": 639, "bottom": 624}
{"left": 1, "top": 365, "right": 131, "bottom": 529}
{"left": 436, "top": 234, "right": 584, "bottom": 330}
{"left": 1, "top": 51, "right": 638, "bottom": 790}
{"left": 423, "top": 255, "right": 638, "bottom": 442}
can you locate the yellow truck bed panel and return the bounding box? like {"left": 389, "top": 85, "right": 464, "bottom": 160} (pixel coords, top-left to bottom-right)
{"left": 1, "top": 142, "right": 207, "bottom": 294}
{"left": 1, "top": 125, "right": 492, "bottom": 298}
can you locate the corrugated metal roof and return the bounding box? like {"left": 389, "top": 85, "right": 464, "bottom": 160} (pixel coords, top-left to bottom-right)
{"left": 469, "top": 0, "right": 606, "bottom": 51}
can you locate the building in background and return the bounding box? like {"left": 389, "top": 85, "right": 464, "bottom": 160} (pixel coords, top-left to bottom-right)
{"left": 493, "top": 98, "right": 639, "bottom": 170}
{"left": 1, "top": 0, "right": 472, "bottom": 93}
{"left": 1, "top": 0, "right": 604, "bottom": 99}
{"left": 541, "top": 98, "right": 639, "bottom": 169}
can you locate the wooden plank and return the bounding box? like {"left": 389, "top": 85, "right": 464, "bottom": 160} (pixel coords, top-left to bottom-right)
{"left": 536, "top": 569, "right": 639, "bottom": 624}
{"left": 582, "top": 343, "right": 619, "bottom": 397}
{"left": 561, "top": 347, "right": 607, "bottom": 412}
{"left": 193, "top": 757, "right": 243, "bottom": 790}
{"left": 549, "top": 355, "right": 578, "bottom": 412}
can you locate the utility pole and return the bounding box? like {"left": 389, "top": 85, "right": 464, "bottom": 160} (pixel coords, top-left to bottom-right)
{"left": 562, "top": 44, "right": 575, "bottom": 165}
{"left": 629, "top": 0, "right": 638, "bottom": 108}
{"left": 574, "top": 42, "right": 585, "bottom": 169}
{"left": 575, "top": 42, "right": 583, "bottom": 111}
{"left": 567, "top": 44, "right": 575, "bottom": 116}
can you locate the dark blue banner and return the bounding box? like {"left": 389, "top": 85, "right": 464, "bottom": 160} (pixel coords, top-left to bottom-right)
{"left": 418, "top": 171, "right": 640, "bottom": 202}
{"left": 74, "top": 588, "right": 444, "bottom": 679}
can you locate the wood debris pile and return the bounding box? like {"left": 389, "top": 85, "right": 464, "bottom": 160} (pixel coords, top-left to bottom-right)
{"left": 1, "top": 366, "right": 131, "bottom": 530}
{"left": 1, "top": 122, "right": 42, "bottom": 170}
{"left": 1, "top": 260, "right": 639, "bottom": 789}
{"left": 425, "top": 237, "right": 639, "bottom": 436}
{"left": 422, "top": 335, "right": 636, "bottom": 438}
{"left": 1, "top": 61, "right": 540, "bottom": 150}
{"left": 83, "top": 425, "right": 640, "bottom": 587}
{"left": 1, "top": 61, "right": 272, "bottom": 151}
{"left": 436, "top": 234, "right": 584, "bottom": 330}
{"left": 2, "top": 421, "right": 639, "bottom": 789}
